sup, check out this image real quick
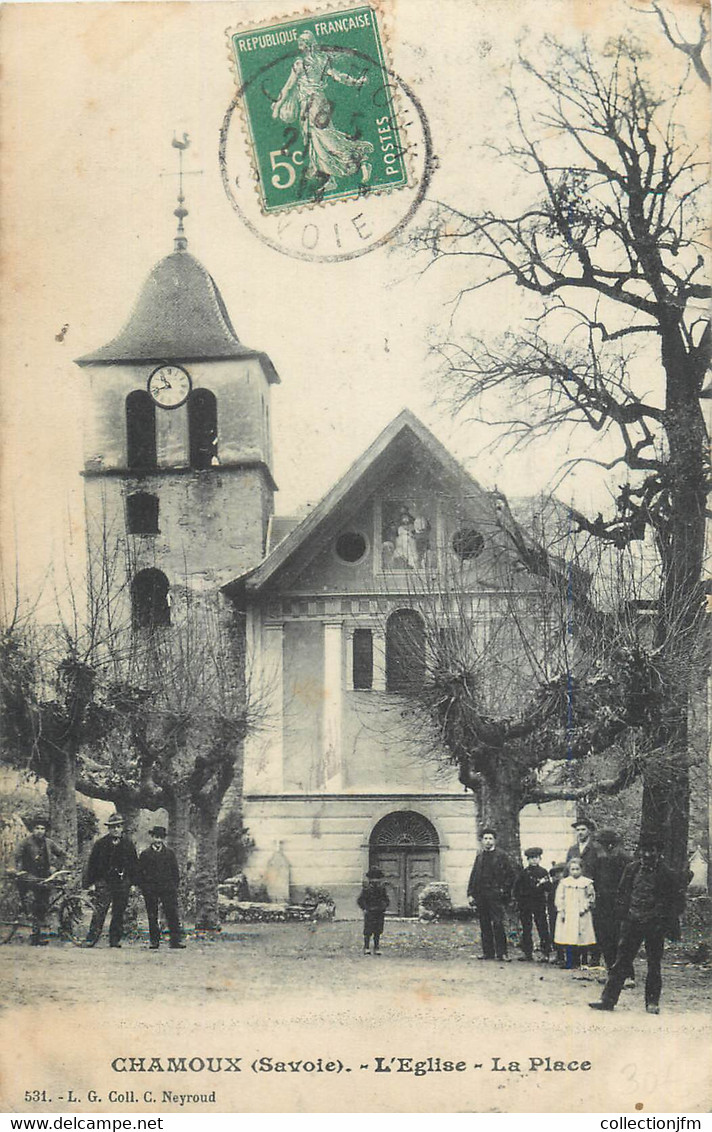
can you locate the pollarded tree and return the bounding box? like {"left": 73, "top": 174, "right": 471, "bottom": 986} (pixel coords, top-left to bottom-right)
{"left": 370, "top": 493, "right": 702, "bottom": 860}
{"left": 414, "top": 31, "right": 709, "bottom": 865}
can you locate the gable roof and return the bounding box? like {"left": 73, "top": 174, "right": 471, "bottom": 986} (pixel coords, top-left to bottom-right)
{"left": 75, "top": 249, "right": 279, "bottom": 380}
{"left": 222, "top": 409, "right": 492, "bottom": 597}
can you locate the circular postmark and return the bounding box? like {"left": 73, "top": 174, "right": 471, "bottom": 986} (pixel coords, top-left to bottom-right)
{"left": 219, "top": 44, "right": 434, "bottom": 263}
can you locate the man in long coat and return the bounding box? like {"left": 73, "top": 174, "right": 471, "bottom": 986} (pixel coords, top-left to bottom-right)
{"left": 14, "top": 813, "right": 66, "bottom": 946}
{"left": 593, "top": 829, "right": 633, "bottom": 973}
{"left": 138, "top": 825, "right": 185, "bottom": 950}
{"left": 467, "top": 828, "right": 517, "bottom": 961}
{"left": 84, "top": 813, "right": 139, "bottom": 948}
{"left": 590, "top": 835, "right": 689, "bottom": 1014}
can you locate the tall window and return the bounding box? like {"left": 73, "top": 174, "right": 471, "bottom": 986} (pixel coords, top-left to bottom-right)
{"left": 131, "top": 568, "right": 170, "bottom": 630}
{"left": 126, "top": 493, "right": 159, "bottom": 535}
{"left": 126, "top": 391, "right": 156, "bottom": 470}
{"left": 352, "top": 628, "right": 373, "bottom": 690}
{"left": 188, "top": 389, "right": 218, "bottom": 469}
{"left": 386, "top": 609, "right": 425, "bottom": 693}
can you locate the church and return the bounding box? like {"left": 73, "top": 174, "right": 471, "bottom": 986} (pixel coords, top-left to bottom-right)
{"left": 75, "top": 205, "right": 574, "bottom": 917}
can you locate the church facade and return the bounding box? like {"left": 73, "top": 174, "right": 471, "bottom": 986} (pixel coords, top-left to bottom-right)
{"left": 76, "top": 227, "right": 573, "bottom": 918}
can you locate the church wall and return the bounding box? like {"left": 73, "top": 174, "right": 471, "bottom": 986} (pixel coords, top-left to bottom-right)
{"left": 282, "top": 621, "right": 324, "bottom": 791}
{"left": 242, "top": 794, "right": 479, "bottom": 916}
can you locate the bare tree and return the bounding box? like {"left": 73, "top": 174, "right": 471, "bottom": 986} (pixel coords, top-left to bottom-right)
{"left": 413, "top": 34, "right": 709, "bottom": 865}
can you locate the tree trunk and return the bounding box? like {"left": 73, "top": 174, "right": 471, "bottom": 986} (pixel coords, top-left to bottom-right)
{"left": 475, "top": 760, "right": 523, "bottom": 862}
{"left": 166, "top": 788, "right": 193, "bottom": 917}
{"left": 192, "top": 803, "right": 221, "bottom": 932}
{"left": 46, "top": 751, "right": 79, "bottom": 869}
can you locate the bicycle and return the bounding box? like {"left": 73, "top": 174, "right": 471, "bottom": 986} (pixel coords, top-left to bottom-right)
{"left": 0, "top": 868, "right": 95, "bottom": 946}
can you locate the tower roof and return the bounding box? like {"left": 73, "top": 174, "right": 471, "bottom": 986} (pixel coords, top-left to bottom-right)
{"left": 75, "top": 250, "right": 279, "bottom": 381}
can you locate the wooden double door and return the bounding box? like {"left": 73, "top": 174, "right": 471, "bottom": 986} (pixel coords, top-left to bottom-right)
{"left": 370, "top": 846, "right": 439, "bottom": 917}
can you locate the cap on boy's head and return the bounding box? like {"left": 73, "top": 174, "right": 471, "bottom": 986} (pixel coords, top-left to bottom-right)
{"left": 481, "top": 827, "right": 497, "bottom": 838}
{"left": 596, "top": 828, "right": 619, "bottom": 847}
{"left": 148, "top": 826, "right": 167, "bottom": 838}
{"left": 524, "top": 847, "right": 543, "bottom": 859}
{"left": 366, "top": 867, "right": 384, "bottom": 879}
{"left": 572, "top": 817, "right": 595, "bottom": 832}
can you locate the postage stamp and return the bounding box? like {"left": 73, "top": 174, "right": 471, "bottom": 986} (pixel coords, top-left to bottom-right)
{"left": 229, "top": 5, "right": 409, "bottom": 214}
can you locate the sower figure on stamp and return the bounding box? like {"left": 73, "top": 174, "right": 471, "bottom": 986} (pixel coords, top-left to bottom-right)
{"left": 590, "top": 835, "right": 690, "bottom": 1015}
{"left": 513, "top": 847, "right": 552, "bottom": 962}
{"left": 14, "top": 812, "right": 66, "bottom": 946}
{"left": 84, "top": 813, "right": 138, "bottom": 948}
{"left": 138, "top": 825, "right": 185, "bottom": 950}
{"left": 272, "top": 31, "right": 373, "bottom": 191}
{"left": 467, "top": 828, "right": 517, "bottom": 962}
{"left": 357, "top": 866, "right": 389, "bottom": 956}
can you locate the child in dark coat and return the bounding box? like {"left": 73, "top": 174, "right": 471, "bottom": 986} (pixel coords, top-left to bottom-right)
{"left": 513, "top": 847, "right": 552, "bottom": 961}
{"left": 357, "top": 867, "right": 389, "bottom": 955}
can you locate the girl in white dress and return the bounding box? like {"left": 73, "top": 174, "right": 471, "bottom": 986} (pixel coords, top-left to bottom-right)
{"left": 554, "top": 857, "right": 596, "bottom": 969}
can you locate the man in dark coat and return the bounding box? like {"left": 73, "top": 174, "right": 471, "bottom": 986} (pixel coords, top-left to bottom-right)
{"left": 14, "top": 813, "right": 66, "bottom": 946}
{"left": 566, "top": 818, "right": 600, "bottom": 880}
{"left": 138, "top": 825, "right": 185, "bottom": 950}
{"left": 590, "top": 835, "right": 690, "bottom": 1014}
{"left": 513, "top": 847, "right": 552, "bottom": 962}
{"left": 84, "top": 813, "right": 139, "bottom": 948}
{"left": 467, "top": 828, "right": 517, "bottom": 961}
{"left": 593, "top": 829, "right": 633, "bottom": 974}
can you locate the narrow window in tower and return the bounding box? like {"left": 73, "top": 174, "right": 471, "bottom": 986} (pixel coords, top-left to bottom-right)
{"left": 126, "top": 391, "right": 157, "bottom": 469}
{"left": 131, "top": 568, "right": 170, "bottom": 630}
{"left": 126, "top": 492, "right": 159, "bottom": 535}
{"left": 386, "top": 608, "right": 425, "bottom": 693}
{"left": 352, "top": 628, "right": 373, "bottom": 690}
{"left": 188, "top": 389, "right": 218, "bottom": 469}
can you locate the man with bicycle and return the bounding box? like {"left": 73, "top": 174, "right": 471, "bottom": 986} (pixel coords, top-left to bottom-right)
{"left": 14, "top": 812, "right": 66, "bottom": 946}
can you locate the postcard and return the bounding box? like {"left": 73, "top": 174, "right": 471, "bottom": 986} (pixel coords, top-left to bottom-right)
{"left": 0, "top": 0, "right": 710, "bottom": 1115}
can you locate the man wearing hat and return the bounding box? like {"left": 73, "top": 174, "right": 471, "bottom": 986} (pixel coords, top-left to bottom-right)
{"left": 566, "top": 817, "right": 601, "bottom": 965}
{"left": 467, "top": 828, "right": 517, "bottom": 961}
{"left": 138, "top": 826, "right": 185, "bottom": 950}
{"left": 84, "top": 813, "right": 139, "bottom": 948}
{"left": 566, "top": 817, "right": 600, "bottom": 880}
{"left": 512, "top": 848, "right": 552, "bottom": 962}
{"left": 14, "top": 813, "right": 66, "bottom": 946}
{"left": 589, "top": 835, "right": 689, "bottom": 1014}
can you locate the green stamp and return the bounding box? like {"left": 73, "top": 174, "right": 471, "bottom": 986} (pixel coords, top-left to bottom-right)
{"left": 230, "top": 6, "right": 409, "bottom": 214}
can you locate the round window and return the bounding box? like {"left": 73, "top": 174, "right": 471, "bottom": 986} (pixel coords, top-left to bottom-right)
{"left": 452, "top": 527, "right": 485, "bottom": 560}
{"left": 335, "top": 532, "right": 367, "bottom": 563}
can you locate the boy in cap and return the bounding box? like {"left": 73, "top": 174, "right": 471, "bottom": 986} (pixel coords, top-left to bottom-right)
{"left": 84, "top": 813, "right": 139, "bottom": 948}
{"left": 138, "top": 825, "right": 185, "bottom": 950}
{"left": 357, "top": 867, "right": 389, "bottom": 955}
{"left": 513, "top": 847, "right": 552, "bottom": 962}
{"left": 14, "top": 813, "right": 66, "bottom": 946}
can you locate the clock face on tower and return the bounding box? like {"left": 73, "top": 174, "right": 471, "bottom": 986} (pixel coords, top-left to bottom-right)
{"left": 147, "top": 364, "right": 192, "bottom": 409}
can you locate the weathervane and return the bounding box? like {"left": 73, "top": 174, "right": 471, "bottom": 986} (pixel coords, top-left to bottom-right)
{"left": 163, "top": 133, "right": 203, "bottom": 252}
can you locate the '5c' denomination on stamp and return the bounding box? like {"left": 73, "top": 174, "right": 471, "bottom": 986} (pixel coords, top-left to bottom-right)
{"left": 222, "top": 3, "right": 433, "bottom": 262}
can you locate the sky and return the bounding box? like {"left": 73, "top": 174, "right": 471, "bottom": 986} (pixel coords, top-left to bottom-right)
{"left": 0, "top": 0, "right": 706, "bottom": 611}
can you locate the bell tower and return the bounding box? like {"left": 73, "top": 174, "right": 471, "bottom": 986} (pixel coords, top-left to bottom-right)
{"left": 76, "top": 139, "right": 279, "bottom": 631}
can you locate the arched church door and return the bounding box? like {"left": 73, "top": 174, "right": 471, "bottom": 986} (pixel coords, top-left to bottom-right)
{"left": 369, "top": 811, "right": 439, "bottom": 917}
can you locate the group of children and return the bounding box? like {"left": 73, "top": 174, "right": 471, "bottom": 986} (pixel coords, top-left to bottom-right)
{"left": 356, "top": 851, "right": 598, "bottom": 966}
